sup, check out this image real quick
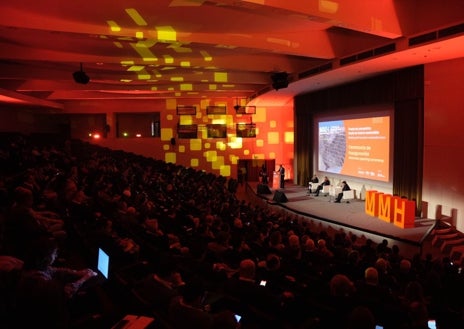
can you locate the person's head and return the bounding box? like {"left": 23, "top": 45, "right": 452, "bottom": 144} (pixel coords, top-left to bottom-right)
{"left": 303, "top": 238, "right": 315, "bottom": 251}
{"left": 364, "top": 267, "right": 379, "bottom": 285}
{"left": 238, "top": 259, "right": 256, "bottom": 280}
{"left": 400, "top": 259, "right": 412, "bottom": 273}
{"left": 375, "top": 257, "right": 388, "bottom": 273}
{"left": 265, "top": 253, "right": 281, "bottom": 271}
{"left": 13, "top": 186, "right": 34, "bottom": 207}
{"left": 329, "top": 274, "right": 355, "bottom": 297}
{"left": 288, "top": 234, "right": 300, "bottom": 249}
{"left": 346, "top": 306, "right": 376, "bottom": 329}
{"left": 269, "top": 230, "right": 283, "bottom": 246}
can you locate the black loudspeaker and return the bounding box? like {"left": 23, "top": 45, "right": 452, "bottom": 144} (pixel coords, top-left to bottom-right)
{"left": 257, "top": 184, "right": 272, "bottom": 194}
{"left": 271, "top": 72, "right": 289, "bottom": 90}
{"left": 273, "top": 190, "right": 288, "bottom": 203}
{"left": 73, "top": 70, "right": 90, "bottom": 84}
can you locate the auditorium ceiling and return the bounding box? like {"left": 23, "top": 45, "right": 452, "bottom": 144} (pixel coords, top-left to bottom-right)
{"left": 0, "top": 0, "right": 463, "bottom": 109}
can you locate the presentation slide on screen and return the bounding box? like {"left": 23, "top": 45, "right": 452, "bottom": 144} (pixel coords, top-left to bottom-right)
{"left": 318, "top": 115, "right": 390, "bottom": 182}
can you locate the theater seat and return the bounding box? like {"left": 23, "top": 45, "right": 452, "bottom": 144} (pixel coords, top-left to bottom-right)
{"left": 322, "top": 185, "right": 330, "bottom": 196}
{"left": 342, "top": 190, "right": 355, "bottom": 202}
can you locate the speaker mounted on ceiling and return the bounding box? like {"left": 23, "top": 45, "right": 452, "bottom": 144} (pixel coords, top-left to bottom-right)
{"left": 271, "top": 71, "right": 289, "bottom": 90}
{"left": 73, "top": 63, "right": 90, "bottom": 84}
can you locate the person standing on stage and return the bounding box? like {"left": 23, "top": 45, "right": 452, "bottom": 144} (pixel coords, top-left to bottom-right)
{"left": 259, "top": 164, "right": 268, "bottom": 185}
{"left": 278, "top": 164, "right": 285, "bottom": 189}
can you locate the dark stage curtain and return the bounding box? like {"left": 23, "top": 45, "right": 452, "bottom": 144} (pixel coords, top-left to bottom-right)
{"left": 294, "top": 65, "right": 424, "bottom": 213}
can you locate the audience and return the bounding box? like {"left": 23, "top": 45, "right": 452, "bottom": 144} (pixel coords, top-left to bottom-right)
{"left": 0, "top": 133, "right": 463, "bottom": 329}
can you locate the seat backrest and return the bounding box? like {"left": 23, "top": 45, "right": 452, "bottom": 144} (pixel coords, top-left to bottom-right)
{"left": 343, "top": 190, "right": 355, "bottom": 200}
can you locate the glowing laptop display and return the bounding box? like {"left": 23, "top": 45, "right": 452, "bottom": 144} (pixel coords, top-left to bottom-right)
{"left": 97, "top": 247, "right": 110, "bottom": 279}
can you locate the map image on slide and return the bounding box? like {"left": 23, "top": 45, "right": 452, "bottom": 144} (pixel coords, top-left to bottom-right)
{"left": 318, "top": 120, "right": 346, "bottom": 173}
{"left": 318, "top": 116, "right": 390, "bottom": 182}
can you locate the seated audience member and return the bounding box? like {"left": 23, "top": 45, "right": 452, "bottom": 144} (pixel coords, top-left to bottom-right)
{"left": 0, "top": 255, "right": 24, "bottom": 326}
{"left": 334, "top": 180, "right": 351, "bottom": 203}
{"left": 132, "top": 256, "right": 186, "bottom": 319}
{"left": 307, "top": 174, "right": 319, "bottom": 194}
{"left": 168, "top": 278, "right": 237, "bottom": 329}
{"left": 354, "top": 266, "right": 398, "bottom": 327}
{"left": 346, "top": 306, "right": 376, "bottom": 329}
{"left": 5, "top": 187, "right": 57, "bottom": 259}
{"left": 314, "top": 176, "right": 330, "bottom": 196}
{"left": 14, "top": 237, "right": 98, "bottom": 329}
{"left": 319, "top": 273, "right": 357, "bottom": 329}
{"left": 222, "top": 258, "right": 283, "bottom": 328}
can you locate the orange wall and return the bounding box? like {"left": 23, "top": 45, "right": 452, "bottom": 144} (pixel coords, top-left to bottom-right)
{"left": 63, "top": 98, "right": 294, "bottom": 180}
{"left": 423, "top": 57, "right": 464, "bottom": 230}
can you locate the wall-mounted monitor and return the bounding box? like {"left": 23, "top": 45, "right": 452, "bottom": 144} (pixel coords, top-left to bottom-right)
{"left": 235, "top": 105, "right": 256, "bottom": 114}
{"left": 206, "top": 105, "right": 227, "bottom": 115}
{"left": 177, "top": 124, "right": 198, "bottom": 139}
{"left": 236, "top": 123, "right": 256, "bottom": 138}
{"left": 316, "top": 109, "right": 392, "bottom": 182}
{"left": 176, "top": 105, "right": 196, "bottom": 115}
{"left": 207, "top": 124, "right": 227, "bottom": 138}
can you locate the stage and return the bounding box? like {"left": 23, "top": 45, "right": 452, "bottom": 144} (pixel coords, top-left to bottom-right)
{"left": 245, "top": 182, "right": 437, "bottom": 258}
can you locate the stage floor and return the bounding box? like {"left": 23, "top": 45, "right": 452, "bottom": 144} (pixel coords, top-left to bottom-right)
{"left": 245, "top": 182, "right": 436, "bottom": 258}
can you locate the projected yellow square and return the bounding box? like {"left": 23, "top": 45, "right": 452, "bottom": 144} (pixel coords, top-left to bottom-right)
{"left": 205, "top": 150, "right": 217, "bottom": 162}
{"left": 284, "top": 132, "right": 294, "bottom": 144}
{"left": 212, "top": 156, "right": 224, "bottom": 169}
{"left": 161, "top": 128, "right": 174, "bottom": 141}
{"left": 190, "top": 139, "right": 202, "bottom": 151}
{"left": 267, "top": 132, "right": 280, "bottom": 144}
{"left": 165, "top": 153, "right": 176, "bottom": 163}
{"left": 190, "top": 158, "right": 199, "bottom": 167}
{"left": 220, "top": 165, "right": 231, "bottom": 176}
{"left": 166, "top": 99, "right": 177, "bottom": 110}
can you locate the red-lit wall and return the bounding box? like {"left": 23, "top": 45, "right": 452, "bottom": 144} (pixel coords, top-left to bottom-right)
{"left": 423, "top": 57, "right": 464, "bottom": 231}
{"left": 62, "top": 98, "right": 294, "bottom": 180}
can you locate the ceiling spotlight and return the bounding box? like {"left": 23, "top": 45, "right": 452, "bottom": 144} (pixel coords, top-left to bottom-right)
{"left": 73, "top": 63, "right": 90, "bottom": 84}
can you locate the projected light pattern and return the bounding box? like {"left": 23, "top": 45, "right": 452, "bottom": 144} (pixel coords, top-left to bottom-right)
{"left": 90, "top": 7, "right": 294, "bottom": 178}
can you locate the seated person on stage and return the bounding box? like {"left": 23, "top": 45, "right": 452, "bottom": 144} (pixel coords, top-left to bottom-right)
{"left": 307, "top": 175, "right": 319, "bottom": 194}
{"left": 334, "top": 181, "right": 351, "bottom": 203}
{"left": 314, "top": 176, "right": 330, "bottom": 196}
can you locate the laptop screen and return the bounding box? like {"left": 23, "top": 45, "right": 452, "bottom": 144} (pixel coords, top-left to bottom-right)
{"left": 97, "top": 248, "right": 110, "bottom": 279}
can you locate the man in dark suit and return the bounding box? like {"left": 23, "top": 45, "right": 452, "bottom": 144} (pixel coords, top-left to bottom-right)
{"left": 334, "top": 181, "right": 350, "bottom": 203}
{"left": 307, "top": 174, "right": 319, "bottom": 194}
{"left": 314, "top": 176, "right": 330, "bottom": 196}
{"left": 278, "top": 165, "right": 285, "bottom": 188}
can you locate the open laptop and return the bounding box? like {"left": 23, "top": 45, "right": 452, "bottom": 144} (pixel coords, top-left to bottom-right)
{"left": 97, "top": 247, "right": 110, "bottom": 279}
